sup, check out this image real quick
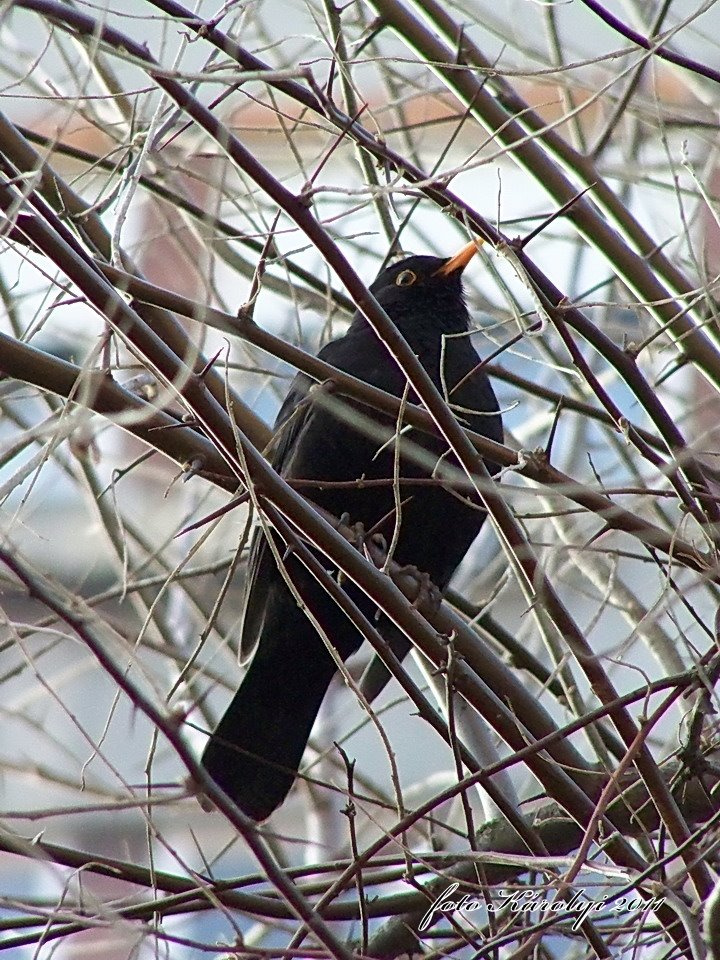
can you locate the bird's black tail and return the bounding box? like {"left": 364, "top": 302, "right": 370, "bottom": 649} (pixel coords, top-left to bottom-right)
{"left": 201, "top": 630, "right": 339, "bottom": 821}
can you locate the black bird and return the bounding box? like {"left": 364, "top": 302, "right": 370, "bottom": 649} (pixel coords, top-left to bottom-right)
{"left": 201, "top": 242, "right": 503, "bottom": 820}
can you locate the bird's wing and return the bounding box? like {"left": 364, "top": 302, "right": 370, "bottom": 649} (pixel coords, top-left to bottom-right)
{"left": 238, "top": 329, "right": 383, "bottom": 661}
{"left": 238, "top": 374, "right": 315, "bottom": 661}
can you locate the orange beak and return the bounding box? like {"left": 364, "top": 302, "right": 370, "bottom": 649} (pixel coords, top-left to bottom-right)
{"left": 434, "top": 238, "right": 483, "bottom": 277}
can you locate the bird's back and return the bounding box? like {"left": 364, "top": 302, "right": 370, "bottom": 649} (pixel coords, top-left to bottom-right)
{"left": 268, "top": 320, "right": 502, "bottom": 589}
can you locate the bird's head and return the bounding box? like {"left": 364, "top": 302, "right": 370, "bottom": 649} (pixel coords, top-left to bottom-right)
{"left": 367, "top": 240, "right": 480, "bottom": 334}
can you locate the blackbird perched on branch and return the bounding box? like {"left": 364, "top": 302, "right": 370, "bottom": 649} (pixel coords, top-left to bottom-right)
{"left": 201, "top": 242, "right": 503, "bottom": 820}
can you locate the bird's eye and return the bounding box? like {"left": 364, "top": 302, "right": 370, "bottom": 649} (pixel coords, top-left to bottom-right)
{"left": 395, "top": 269, "right": 417, "bottom": 287}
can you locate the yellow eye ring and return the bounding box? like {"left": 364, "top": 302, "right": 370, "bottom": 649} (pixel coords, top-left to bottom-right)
{"left": 395, "top": 269, "right": 417, "bottom": 287}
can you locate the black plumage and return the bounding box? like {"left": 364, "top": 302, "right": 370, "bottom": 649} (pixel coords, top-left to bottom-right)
{"left": 201, "top": 245, "right": 503, "bottom": 820}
